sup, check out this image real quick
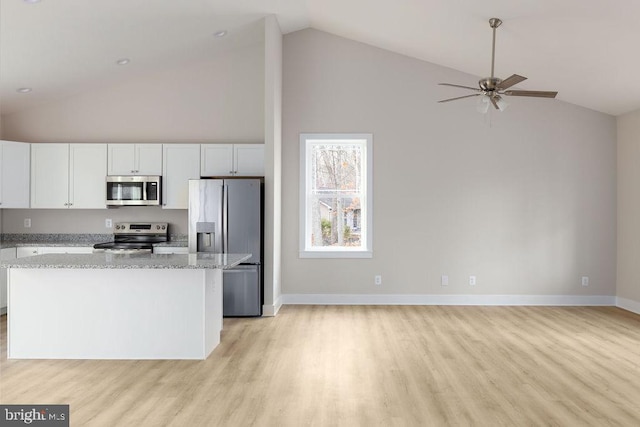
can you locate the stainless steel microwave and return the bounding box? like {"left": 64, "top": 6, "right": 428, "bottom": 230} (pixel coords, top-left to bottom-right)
{"left": 106, "top": 176, "right": 161, "bottom": 206}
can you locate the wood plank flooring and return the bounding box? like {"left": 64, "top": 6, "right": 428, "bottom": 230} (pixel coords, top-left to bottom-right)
{"left": 1, "top": 305, "right": 640, "bottom": 426}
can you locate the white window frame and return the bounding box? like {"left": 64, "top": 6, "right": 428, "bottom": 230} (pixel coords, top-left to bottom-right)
{"left": 299, "top": 133, "right": 373, "bottom": 258}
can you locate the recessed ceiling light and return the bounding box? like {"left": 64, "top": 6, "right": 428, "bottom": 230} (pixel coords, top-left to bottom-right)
{"left": 213, "top": 30, "right": 227, "bottom": 38}
{"left": 116, "top": 58, "right": 130, "bottom": 65}
{"left": 16, "top": 88, "right": 32, "bottom": 93}
{"left": 23, "top": 0, "right": 42, "bottom": 4}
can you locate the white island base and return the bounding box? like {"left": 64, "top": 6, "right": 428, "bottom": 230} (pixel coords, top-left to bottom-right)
{"left": 8, "top": 268, "right": 223, "bottom": 360}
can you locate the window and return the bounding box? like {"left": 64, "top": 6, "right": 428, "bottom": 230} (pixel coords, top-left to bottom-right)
{"left": 300, "top": 133, "right": 373, "bottom": 258}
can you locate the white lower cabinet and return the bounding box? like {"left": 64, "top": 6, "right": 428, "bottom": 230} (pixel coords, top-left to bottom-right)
{"left": 1, "top": 247, "right": 17, "bottom": 313}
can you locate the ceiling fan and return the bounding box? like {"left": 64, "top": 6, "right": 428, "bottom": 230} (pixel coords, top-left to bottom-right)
{"left": 438, "top": 18, "right": 557, "bottom": 112}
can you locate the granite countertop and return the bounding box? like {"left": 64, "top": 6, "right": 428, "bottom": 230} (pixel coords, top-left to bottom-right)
{"left": 153, "top": 241, "right": 187, "bottom": 248}
{"left": 0, "top": 233, "right": 188, "bottom": 249}
{"left": 0, "top": 252, "right": 251, "bottom": 269}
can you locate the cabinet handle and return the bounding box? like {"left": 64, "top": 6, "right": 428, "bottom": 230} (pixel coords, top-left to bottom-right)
{"left": 64, "top": 203, "right": 68, "bottom": 206}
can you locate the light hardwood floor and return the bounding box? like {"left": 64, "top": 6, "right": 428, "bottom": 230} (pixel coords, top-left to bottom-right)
{"left": 1, "top": 305, "right": 640, "bottom": 426}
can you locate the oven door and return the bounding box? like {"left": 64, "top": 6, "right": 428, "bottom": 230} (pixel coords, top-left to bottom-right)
{"left": 106, "top": 176, "right": 161, "bottom": 206}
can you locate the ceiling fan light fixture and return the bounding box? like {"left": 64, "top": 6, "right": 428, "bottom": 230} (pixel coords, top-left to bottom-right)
{"left": 477, "top": 96, "right": 490, "bottom": 113}
{"left": 495, "top": 96, "right": 509, "bottom": 112}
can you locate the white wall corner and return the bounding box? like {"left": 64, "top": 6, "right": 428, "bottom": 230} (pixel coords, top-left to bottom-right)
{"left": 616, "top": 297, "right": 640, "bottom": 315}
{"left": 281, "top": 294, "right": 617, "bottom": 306}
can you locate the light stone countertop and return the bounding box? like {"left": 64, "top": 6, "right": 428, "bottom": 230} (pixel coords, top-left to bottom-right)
{"left": 0, "top": 234, "right": 188, "bottom": 249}
{"left": 0, "top": 252, "right": 251, "bottom": 269}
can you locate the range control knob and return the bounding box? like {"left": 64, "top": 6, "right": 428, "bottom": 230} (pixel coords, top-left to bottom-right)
{"left": 156, "top": 225, "right": 160, "bottom": 230}
{"left": 161, "top": 225, "right": 166, "bottom": 230}
{"left": 115, "top": 225, "right": 120, "bottom": 230}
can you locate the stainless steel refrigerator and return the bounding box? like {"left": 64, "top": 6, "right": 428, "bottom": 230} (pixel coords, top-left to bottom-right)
{"left": 188, "top": 178, "right": 263, "bottom": 317}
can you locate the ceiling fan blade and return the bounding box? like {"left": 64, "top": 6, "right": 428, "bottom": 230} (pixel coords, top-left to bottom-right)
{"left": 438, "top": 94, "right": 482, "bottom": 103}
{"left": 504, "top": 90, "right": 558, "bottom": 98}
{"left": 438, "top": 83, "right": 480, "bottom": 91}
{"left": 497, "top": 74, "right": 527, "bottom": 90}
{"left": 490, "top": 96, "right": 500, "bottom": 110}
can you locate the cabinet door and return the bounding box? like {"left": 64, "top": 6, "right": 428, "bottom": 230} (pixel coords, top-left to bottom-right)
{"left": 201, "top": 144, "right": 233, "bottom": 176}
{"left": 162, "top": 144, "right": 200, "bottom": 209}
{"left": 31, "top": 144, "right": 70, "bottom": 208}
{"left": 107, "top": 144, "right": 136, "bottom": 175}
{"left": 234, "top": 144, "right": 264, "bottom": 176}
{"left": 69, "top": 144, "right": 107, "bottom": 209}
{"left": 0, "top": 141, "right": 30, "bottom": 208}
{"left": 1, "top": 247, "right": 17, "bottom": 312}
{"left": 136, "top": 144, "right": 163, "bottom": 175}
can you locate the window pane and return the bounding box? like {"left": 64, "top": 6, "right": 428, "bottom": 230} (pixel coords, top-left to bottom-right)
{"left": 309, "top": 195, "right": 362, "bottom": 247}
{"left": 311, "top": 144, "right": 362, "bottom": 192}
{"left": 300, "top": 133, "right": 372, "bottom": 258}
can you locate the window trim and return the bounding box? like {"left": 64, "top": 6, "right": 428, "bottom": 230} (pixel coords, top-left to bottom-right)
{"left": 299, "top": 133, "right": 373, "bottom": 259}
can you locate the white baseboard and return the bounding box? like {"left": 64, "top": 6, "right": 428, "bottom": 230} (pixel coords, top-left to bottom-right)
{"left": 281, "top": 294, "right": 616, "bottom": 306}
{"left": 616, "top": 297, "right": 640, "bottom": 315}
{"left": 262, "top": 295, "right": 283, "bottom": 317}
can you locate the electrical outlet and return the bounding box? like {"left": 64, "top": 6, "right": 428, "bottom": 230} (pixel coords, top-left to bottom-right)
{"left": 441, "top": 275, "right": 449, "bottom": 286}
{"left": 374, "top": 275, "right": 382, "bottom": 285}
{"left": 24, "top": 218, "right": 31, "bottom": 228}
{"left": 105, "top": 219, "right": 113, "bottom": 228}
{"left": 469, "top": 276, "right": 476, "bottom": 286}
{"left": 581, "top": 276, "right": 589, "bottom": 287}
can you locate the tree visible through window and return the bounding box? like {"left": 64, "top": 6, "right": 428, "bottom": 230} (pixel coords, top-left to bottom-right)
{"left": 300, "top": 134, "right": 372, "bottom": 258}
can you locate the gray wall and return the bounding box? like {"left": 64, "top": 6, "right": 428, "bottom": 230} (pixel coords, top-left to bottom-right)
{"left": 2, "top": 208, "right": 187, "bottom": 235}
{"left": 281, "top": 29, "right": 617, "bottom": 298}
{"left": 617, "top": 111, "right": 640, "bottom": 308}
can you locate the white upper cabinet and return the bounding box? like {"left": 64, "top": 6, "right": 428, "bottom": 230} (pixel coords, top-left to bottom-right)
{"left": 234, "top": 144, "right": 265, "bottom": 176}
{"left": 136, "top": 144, "right": 163, "bottom": 175}
{"left": 201, "top": 144, "right": 264, "bottom": 177}
{"left": 108, "top": 144, "right": 162, "bottom": 175}
{"left": 0, "top": 140, "right": 30, "bottom": 208}
{"left": 69, "top": 144, "right": 107, "bottom": 208}
{"left": 31, "top": 143, "right": 107, "bottom": 209}
{"left": 31, "top": 144, "right": 69, "bottom": 208}
{"left": 162, "top": 144, "right": 200, "bottom": 209}
{"left": 201, "top": 144, "right": 234, "bottom": 176}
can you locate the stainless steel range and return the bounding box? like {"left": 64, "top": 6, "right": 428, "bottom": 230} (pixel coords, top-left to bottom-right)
{"left": 93, "top": 222, "right": 168, "bottom": 254}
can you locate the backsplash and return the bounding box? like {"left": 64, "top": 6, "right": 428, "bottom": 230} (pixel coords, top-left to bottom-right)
{"left": 1, "top": 208, "right": 188, "bottom": 235}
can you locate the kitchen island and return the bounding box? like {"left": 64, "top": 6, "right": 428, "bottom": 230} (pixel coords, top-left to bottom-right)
{"left": 1, "top": 252, "right": 250, "bottom": 360}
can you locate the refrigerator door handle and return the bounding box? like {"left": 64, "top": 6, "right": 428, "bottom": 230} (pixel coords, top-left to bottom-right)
{"left": 223, "top": 183, "right": 229, "bottom": 253}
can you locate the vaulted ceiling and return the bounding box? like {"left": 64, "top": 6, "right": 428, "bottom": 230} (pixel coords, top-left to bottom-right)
{"left": 2, "top": 0, "right": 639, "bottom": 116}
